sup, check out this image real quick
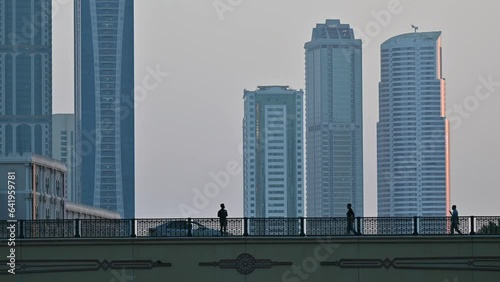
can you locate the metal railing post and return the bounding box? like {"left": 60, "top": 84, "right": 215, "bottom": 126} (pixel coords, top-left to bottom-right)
{"left": 300, "top": 217, "right": 305, "bottom": 236}
{"left": 187, "top": 218, "right": 192, "bottom": 237}
{"left": 130, "top": 218, "right": 136, "bottom": 237}
{"left": 356, "top": 217, "right": 361, "bottom": 235}
{"left": 413, "top": 216, "right": 418, "bottom": 235}
{"left": 18, "top": 220, "right": 24, "bottom": 239}
{"left": 75, "top": 219, "right": 81, "bottom": 238}
{"left": 243, "top": 217, "right": 248, "bottom": 236}
{"left": 470, "top": 216, "right": 475, "bottom": 235}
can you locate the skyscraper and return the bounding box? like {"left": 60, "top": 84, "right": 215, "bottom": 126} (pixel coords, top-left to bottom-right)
{"left": 52, "top": 114, "right": 77, "bottom": 202}
{"left": 0, "top": 0, "right": 52, "bottom": 157}
{"left": 377, "top": 31, "right": 450, "bottom": 217}
{"left": 75, "top": 0, "right": 135, "bottom": 218}
{"left": 304, "top": 20, "right": 364, "bottom": 217}
{"left": 243, "top": 86, "right": 304, "bottom": 218}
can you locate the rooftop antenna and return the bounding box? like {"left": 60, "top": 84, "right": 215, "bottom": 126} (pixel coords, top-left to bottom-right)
{"left": 411, "top": 25, "right": 419, "bottom": 34}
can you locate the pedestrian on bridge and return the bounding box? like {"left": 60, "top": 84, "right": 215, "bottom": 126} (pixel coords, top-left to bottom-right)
{"left": 218, "top": 203, "right": 228, "bottom": 236}
{"left": 450, "top": 205, "right": 463, "bottom": 235}
{"left": 346, "top": 203, "right": 360, "bottom": 235}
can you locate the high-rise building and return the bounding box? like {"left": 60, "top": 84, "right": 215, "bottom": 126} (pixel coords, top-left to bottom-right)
{"left": 377, "top": 31, "right": 450, "bottom": 217}
{"left": 53, "top": 114, "right": 77, "bottom": 202}
{"left": 304, "top": 20, "right": 364, "bottom": 217}
{"left": 243, "top": 86, "right": 304, "bottom": 218}
{"left": 74, "top": 0, "right": 135, "bottom": 218}
{"left": 0, "top": 0, "right": 52, "bottom": 157}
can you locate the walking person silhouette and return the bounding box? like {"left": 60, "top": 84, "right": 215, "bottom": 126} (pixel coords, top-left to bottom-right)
{"left": 346, "top": 203, "right": 360, "bottom": 235}
{"left": 449, "top": 205, "right": 462, "bottom": 235}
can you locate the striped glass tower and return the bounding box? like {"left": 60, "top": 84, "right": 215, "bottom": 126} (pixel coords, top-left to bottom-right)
{"left": 75, "top": 0, "right": 135, "bottom": 218}
{"left": 377, "top": 31, "right": 450, "bottom": 217}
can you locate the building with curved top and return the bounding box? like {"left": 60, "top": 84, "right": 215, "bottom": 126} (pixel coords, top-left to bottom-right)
{"left": 377, "top": 31, "right": 450, "bottom": 217}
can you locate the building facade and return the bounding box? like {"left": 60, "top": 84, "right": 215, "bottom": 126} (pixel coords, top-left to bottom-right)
{"left": 304, "top": 20, "right": 364, "bottom": 217}
{"left": 0, "top": 154, "right": 66, "bottom": 220}
{"left": 377, "top": 31, "right": 450, "bottom": 216}
{"left": 0, "top": 0, "right": 52, "bottom": 157}
{"left": 243, "top": 86, "right": 304, "bottom": 218}
{"left": 0, "top": 154, "right": 121, "bottom": 221}
{"left": 52, "top": 114, "right": 77, "bottom": 202}
{"left": 74, "top": 0, "right": 135, "bottom": 218}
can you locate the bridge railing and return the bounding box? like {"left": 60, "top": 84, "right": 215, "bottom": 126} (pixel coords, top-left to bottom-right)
{"left": 1, "top": 216, "right": 499, "bottom": 239}
{"left": 475, "top": 216, "right": 500, "bottom": 235}
{"left": 359, "top": 217, "right": 415, "bottom": 235}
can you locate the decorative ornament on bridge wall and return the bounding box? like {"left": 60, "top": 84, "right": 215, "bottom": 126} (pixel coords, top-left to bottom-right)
{"left": 321, "top": 256, "right": 500, "bottom": 272}
{"left": 0, "top": 259, "right": 171, "bottom": 275}
{"left": 199, "top": 252, "right": 292, "bottom": 275}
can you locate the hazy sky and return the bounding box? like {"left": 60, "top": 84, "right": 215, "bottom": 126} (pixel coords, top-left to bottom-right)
{"left": 52, "top": 0, "right": 500, "bottom": 218}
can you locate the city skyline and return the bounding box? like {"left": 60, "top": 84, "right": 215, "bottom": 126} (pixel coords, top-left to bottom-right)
{"left": 49, "top": 1, "right": 500, "bottom": 218}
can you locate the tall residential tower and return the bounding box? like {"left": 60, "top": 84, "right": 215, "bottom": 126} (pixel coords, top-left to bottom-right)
{"left": 305, "top": 20, "right": 363, "bottom": 217}
{"left": 53, "top": 114, "right": 77, "bottom": 202}
{"left": 74, "top": 0, "right": 135, "bottom": 218}
{"left": 377, "top": 31, "right": 450, "bottom": 216}
{"left": 243, "top": 86, "right": 304, "bottom": 218}
{"left": 0, "top": 0, "right": 52, "bottom": 157}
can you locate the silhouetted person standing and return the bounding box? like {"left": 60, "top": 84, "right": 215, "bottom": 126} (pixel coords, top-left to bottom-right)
{"left": 218, "top": 203, "right": 228, "bottom": 236}
{"left": 346, "top": 203, "right": 360, "bottom": 235}
{"left": 449, "top": 205, "right": 462, "bottom": 235}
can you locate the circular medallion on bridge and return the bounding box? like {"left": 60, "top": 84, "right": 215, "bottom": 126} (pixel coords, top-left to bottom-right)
{"left": 235, "top": 253, "right": 257, "bottom": 275}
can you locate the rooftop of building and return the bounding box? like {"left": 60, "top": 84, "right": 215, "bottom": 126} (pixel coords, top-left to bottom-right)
{"left": 53, "top": 113, "right": 75, "bottom": 117}
{"left": 243, "top": 86, "right": 303, "bottom": 97}
{"left": 0, "top": 153, "right": 67, "bottom": 171}
{"left": 382, "top": 31, "right": 442, "bottom": 46}
{"left": 65, "top": 201, "right": 121, "bottom": 219}
{"left": 310, "top": 19, "right": 356, "bottom": 40}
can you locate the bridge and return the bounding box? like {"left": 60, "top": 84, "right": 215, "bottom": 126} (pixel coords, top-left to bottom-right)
{"left": 1, "top": 217, "right": 499, "bottom": 281}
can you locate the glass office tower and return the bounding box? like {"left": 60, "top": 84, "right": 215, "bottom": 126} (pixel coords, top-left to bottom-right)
{"left": 377, "top": 31, "right": 450, "bottom": 216}
{"left": 74, "top": 0, "right": 135, "bottom": 218}
{"left": 305, "top": 20, "right": 364, "bottom": 217}
{"left": 0, "top": 0, "right": 52, "bottom": 157}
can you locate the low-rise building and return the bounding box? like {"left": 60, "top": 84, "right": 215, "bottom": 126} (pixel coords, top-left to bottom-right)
{"left": 0, "top": 154, "right": 120, "bottom": 220}
{"left": 0, "top": 154, "right": 66, "bottom": 220}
